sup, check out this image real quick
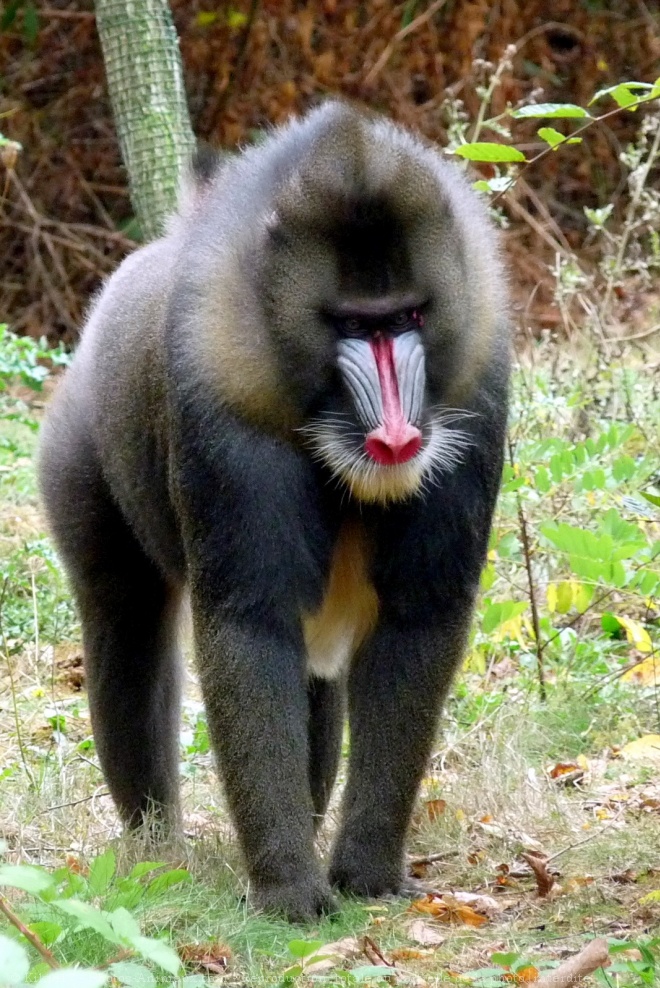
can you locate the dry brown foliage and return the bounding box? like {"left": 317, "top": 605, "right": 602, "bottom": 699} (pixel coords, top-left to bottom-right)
{"left": 1, "top": 0, "right": 658, "bottom": 340}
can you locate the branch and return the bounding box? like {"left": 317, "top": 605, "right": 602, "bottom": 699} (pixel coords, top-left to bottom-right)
{"left": 0, "top": 891, "right": 60, "bottom": 969}
{"left": 535, "top": 939, "right": 609, "bottom": 988}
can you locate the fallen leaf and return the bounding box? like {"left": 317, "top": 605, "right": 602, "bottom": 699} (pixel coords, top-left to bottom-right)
{"left": 411, "top": 893, "right": 490, "bottom": 926}
{"left": 622, "top": 656, "right": 660, "bottom": 685}
{"left": 548, "top": 761, "right": 585, "bottom": 786}
{"left": 408, "top": 919, "right": 445, "bottom": 946}
{"left": 452, "top": 891, "right": 502, "bottom": 918}
{"left": 425, "top": 798, "right": 447, "bottom": 821}
{"left": 564, "top": 876, "right": 595, "bottom": 893}
{"left": 468, "top": 850, "right": 487, "bottom": 865}
{"left": 521, "top": 852, "right": 554, "bottom": 897}
{"left": 611, "top": 870, "right": 636, "bottom": 884}
{"left": 390, "top": 947, "right": 434, "bottom": 961}
{"left": 514, "top": 965, "right": 540, "bottom": 983}
{"left": 300, "top": 937, "right": 363, "bottom": 974}
{"left": 179, "top": 941, "right": 231, "bottom": 975}
{"left": 620, "top": 734, "right": 660, "bottom": 765}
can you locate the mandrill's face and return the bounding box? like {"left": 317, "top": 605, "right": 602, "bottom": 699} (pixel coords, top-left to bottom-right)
{"left": 306, "top": 297, "right": 473, "bottom": 504}
{"left": 263, "top": 200, "right": 475, "bottom": 505}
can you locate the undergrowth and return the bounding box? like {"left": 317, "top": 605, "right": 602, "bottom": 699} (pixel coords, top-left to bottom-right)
{"left": 1, "top": 66, "right": 659, "bottom": 988}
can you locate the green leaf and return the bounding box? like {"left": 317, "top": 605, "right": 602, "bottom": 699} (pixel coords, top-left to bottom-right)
{"left": 537, "top": 127, "right": 566, "bottom": 148}
{"left": 453, "top": 142, "right": 526, "bottom": 162}
{"left": 601, "top": 612, "right": 622, "bottom": 636}
{"left": 53, "top": 900, "right": 122, "bottom": 945}
{"left": 227, "top": 9, "right": 248, "bottom": 28}
{"left": 641, "top": 491, "right": 660, "bottom": 508}
{"left": 88, "top": 849, "right": 116, "bottom": 897}
{"left": 480, "top": 563, "right": 496, "bottom": 591}
{"left": 37, "top": 972, "right": 109, "bottom": 988}
{"left": 482, "top": 600, "right": 527, "bottom": 634}
{"left": 1, "top": 0, "right": 21, "bottom": 31}
{"left": 0, "top": 863, "right": 55, "bottom": 894}
{"left": 109, "top": 907, "right": 141, "bottom": 941}
{"left": 0, "top": 933, "right": 29, "bottom": 985}
{"left": 195, "top": 10, "right": 219, "bottom": 26}
{"left": 27, "top": 922, "right": 62, "bottom": 946}
{"left": 511, "top": 102, "right": 589, "bottom": 118}
{"left": 144, "top": 868, "right": 190, "bottom": 898}
{"left": 556, "top": 582, "right": 573, "bottom": 614}
{"left": 491, "top": 952, "right": 521, "bottom": 966}
{"left": 182, "top": 978, "right": 207, "bottom": 988}
{"left": 591, "top": 80, "right": 660, "bottom": 108}
{"left": 129, "top": 936, "right": 181, "bottom": 975}
{"left": 534, "top": 466, "right": 551, "bottom": 493}
{"left": 127, "top": 861, "right": 166, "bottom": 880}
{"left": 22, "top": 0, "right": 38, "bottom": 43}
{"left": 287, "top": 939, "right": 324, "bottom": 959}
{"left": 109, "top": 960, "right": 156, "bottom": 988}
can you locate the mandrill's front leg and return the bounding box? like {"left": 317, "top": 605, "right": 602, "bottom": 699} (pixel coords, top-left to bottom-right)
{"left": 191, "top": 587, "right": 336, "bottom": 922}
{"left": 328, "top": 606, "right": 472, "bottom": 897}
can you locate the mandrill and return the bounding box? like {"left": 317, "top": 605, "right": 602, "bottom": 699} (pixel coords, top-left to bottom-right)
{"left": 39, "top": 101, "right": 510, "bottom": 922}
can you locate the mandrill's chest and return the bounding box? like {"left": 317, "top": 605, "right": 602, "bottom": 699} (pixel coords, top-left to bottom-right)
{"left": 303, "top": 519, "right": 379, "bottom": 679}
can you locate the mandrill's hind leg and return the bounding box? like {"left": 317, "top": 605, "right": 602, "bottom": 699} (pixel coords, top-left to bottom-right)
{"left": 308, "top": 676, "right": 345, "bottom": 824}
{"left": 40, "top": 430, "right": 182, "bottom": 830}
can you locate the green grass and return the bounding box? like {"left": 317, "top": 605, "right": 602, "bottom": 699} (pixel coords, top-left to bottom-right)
{"left": 0, "top": 330, "right": 659, "bottom": 987}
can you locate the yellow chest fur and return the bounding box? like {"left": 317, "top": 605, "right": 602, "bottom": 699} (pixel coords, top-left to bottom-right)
{"left": 303, "top": 520, "right": 379, "bottom": 679}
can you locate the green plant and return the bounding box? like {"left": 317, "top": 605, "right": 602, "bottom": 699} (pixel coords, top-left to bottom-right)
{"left": 0, "top": 854, "right": 204, "bottom": 987}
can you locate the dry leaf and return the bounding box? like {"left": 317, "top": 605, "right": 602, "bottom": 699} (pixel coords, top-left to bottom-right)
{"left": 408, "top": 919, "right": 445, "bottom": 946}
{"left": 622, "top": 656, "right": 659, "bottom": 685}
{"left": 411, "top": 893, "right": 490, "bottom": 927}
{"left": 425, "top": 798, "right": 447, "bottom": 821}
{"left": 65, "top": 854, "right": 86, "bottom": 875}
{"left": 301, "top": 937, "right": 363, "bottom": 974}
{"left": 451, "top": 891, "right": 502, "bottom": 918}
{"left": 179, "top": 942, "right": 231, "bottom": 975}
{"left": 621, "top": 735, "right": 660, "bottom": 765}
{"left": 521, "top": 852, "right": 554, "bottom": 897}
{"left": 390, "top": 947, "right": 434, "bottom": 961}
{"left": 513, "top": 965, "right": 540, "bottom": 983}
{"left": 548, "top": 761, "right": 585, "bottom": 786}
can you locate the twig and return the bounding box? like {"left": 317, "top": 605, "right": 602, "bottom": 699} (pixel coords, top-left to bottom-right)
{"left": 39, "top": 791, "right": 109, "bottom": 815}
{"left": 216, "top": 0, "right": 260, "bottom": 113}
{"left": 364, "top": 0, "right": 449, "bottom": 86}
{"left": 0, "top": 891, "right": 60, "bottom": 969}
{"left": 0, "top": 577, "right": 35, "bottom": 786}
{"left": 361, "top": 935, "right": 394, "bottom": 968}
{"left": 535, "top": 938, "right": 609, "bottom": 988}
{"left": 508, "top": 439, "right": 546, "bottom": 701}
{"left": 408, "top": 850, "right": 457, "bottom": 866}
{"left": 545, "top": 812, "right": 624, "bottom": 864}
{"left": 601, "top": 112, "right": 660, "bottom": 319}
{"left": 607, "top": 322, "right": 660, "bottom": 344}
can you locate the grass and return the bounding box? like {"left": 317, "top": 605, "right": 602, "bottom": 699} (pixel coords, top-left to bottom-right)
{"left": 0, "top": 329, "right": 659, "bottom": 987}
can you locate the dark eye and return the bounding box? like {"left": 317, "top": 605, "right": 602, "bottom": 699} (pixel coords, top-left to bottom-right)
{"left": 339, "top": 317, "right": 364, "bottom": 337}
{"left": 392, "top": 311, "right": 408, "bottom": 326}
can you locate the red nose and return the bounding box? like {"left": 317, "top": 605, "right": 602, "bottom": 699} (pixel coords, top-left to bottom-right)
{"left": 365, "top": 424, "right": 423, "bottom": 465}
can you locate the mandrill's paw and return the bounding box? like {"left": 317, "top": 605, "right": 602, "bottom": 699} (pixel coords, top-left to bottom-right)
{"left": 329, "top": 851, "right": 403, "bottom": 900}
{"left": 252, "top": 876, "right": 338, "bottom": 924}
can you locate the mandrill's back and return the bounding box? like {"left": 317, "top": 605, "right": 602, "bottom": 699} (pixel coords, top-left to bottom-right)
{"left": 39, "top": 234, "right": 186, "bottom": 580}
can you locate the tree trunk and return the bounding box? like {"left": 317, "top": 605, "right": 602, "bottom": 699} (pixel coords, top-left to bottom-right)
{"left": 95, "top": 0, "right": 195, "bottom": 241}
